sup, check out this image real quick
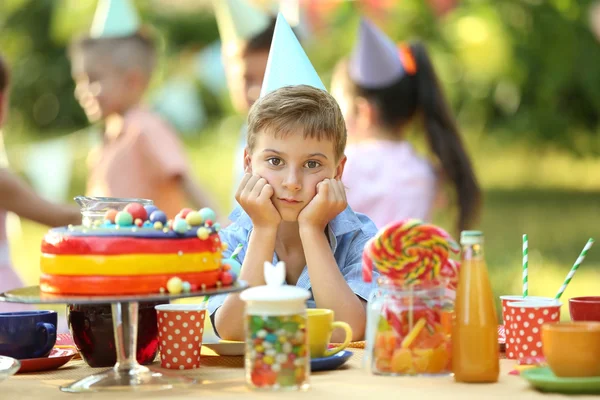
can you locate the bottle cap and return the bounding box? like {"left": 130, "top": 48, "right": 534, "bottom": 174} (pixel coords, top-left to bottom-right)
{"left": 460, "top": 230, "right": 484, "bottom": 245}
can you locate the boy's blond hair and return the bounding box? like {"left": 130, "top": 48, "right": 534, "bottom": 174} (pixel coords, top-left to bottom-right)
{"left": 69, "top": 31, "right": 156, "bottom": 77}
{"left": 247, "top": 85, "right": 347, "bottom": 161}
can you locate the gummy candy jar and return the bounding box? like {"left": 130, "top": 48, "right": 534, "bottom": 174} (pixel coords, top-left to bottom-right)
{"left": 367, "top": 277, "right": 453, "bottom": 376}
{"left": 240, "top": 261, "right": 310, "bottom": 391}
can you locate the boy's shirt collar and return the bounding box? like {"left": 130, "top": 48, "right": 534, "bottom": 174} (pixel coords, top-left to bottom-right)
{"left": 227, "top": 204, "right": 364, "bottom": 252}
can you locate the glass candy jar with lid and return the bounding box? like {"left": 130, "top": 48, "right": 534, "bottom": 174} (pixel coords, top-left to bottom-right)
{"left": 240, "top": 261, "right": 310, "bottom": 391}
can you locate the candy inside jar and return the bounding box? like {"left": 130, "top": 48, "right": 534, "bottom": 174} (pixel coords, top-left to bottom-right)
{"left": 370, "top": 280, "right": 453, "bottom": 376}
{"left": 240, "top": 261, "right": 310, "bottom": 391}
{"left": 246, "top": 314, "right": 308, "bottom": 388}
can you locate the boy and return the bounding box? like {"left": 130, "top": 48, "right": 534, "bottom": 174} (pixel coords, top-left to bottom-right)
{"left": 209, "top": 15, "right": 378, "bottom": 342}
{"left": 214, "top": 0, "right": 275, "bottom": 114}
{"left": 70, "top": 0, "right": 217, "bottom": 218}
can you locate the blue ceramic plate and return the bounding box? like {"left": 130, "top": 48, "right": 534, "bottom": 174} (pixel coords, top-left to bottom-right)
{"left": 311, "top": 350, "right": 353, "bottom": 372}
{"left": 522, "top": 367, "right": 600, "bottom": 394}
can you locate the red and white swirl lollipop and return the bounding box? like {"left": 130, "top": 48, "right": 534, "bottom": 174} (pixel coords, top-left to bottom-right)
{"left": 363, "top": 219, "right": 459, "bottom": 286}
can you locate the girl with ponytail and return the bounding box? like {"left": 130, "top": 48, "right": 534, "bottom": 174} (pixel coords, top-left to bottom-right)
{"left": 331, "top": 19, "right": 480, "bottom": 233}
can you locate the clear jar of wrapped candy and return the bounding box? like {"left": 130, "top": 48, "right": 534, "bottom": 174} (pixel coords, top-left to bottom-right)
{"left": 240, "top": 261, "right": 310, "bottom": 391}
{"left": 362, "top": 220, "right": 460, "bottom": 376}
{"left": 367, "top": 278, "right": 454, "bottom": 376}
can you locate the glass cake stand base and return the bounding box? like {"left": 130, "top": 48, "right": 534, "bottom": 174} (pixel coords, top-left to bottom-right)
{"left": 0, "top": 283, "right": 248, "bottom": 393}
{"left": 60, "top": 363, "right": 195, "bottom": 393}
{"left": 59, "top": 302, "right": 196, "bottom": 393}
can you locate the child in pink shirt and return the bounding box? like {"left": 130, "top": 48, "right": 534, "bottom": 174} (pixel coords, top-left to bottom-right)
{"left": 332, "top": 19, "right": 481, "bottom": 233}
{"left": 84, "top": 105, "right": 194, "bottom": 218}
{"left": 343, "top": 140, "right": 437, "bottom": 228}
{"left": 70, "top": 14, "right": 217, "bottom": 218}
{"left": 0, "top": 55, "right": 81, "bottom": 311}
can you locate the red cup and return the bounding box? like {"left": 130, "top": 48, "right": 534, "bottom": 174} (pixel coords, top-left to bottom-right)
{"left": 499, "top": 296, "right": 554, "bottom": 359}
{"left": 506, "top": 300, "right": 562, "bottom": 360}
{"left": 155, "top": 304, "right": 206, "bottom": 370}
{"left": 569, "top": 296, "right": 600, "bottom": 322}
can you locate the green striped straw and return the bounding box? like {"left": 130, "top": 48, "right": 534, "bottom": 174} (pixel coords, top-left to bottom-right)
{"left": 522, "top": 234, "right": 528, "bottom": 298}
{"left": 230, "top": 243, "right": 244, "bottom": 261}
{"left": 554, "top": 238, "right": 595, "bottom": 300}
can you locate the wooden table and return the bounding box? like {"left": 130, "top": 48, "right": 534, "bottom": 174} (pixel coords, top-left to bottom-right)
{"left": 5, "top": 349, "right": 595, "bottom": 399}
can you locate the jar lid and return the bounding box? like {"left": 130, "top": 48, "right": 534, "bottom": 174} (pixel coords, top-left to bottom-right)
{"left": 240, "top": 261, "right": 310, "bottom": 303}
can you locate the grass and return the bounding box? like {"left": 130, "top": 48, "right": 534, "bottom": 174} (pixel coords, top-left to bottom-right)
{"left": 6, "top": 124, "right": 600, "bottom": 322}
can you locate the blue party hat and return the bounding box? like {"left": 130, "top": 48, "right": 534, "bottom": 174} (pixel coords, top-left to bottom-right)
{"left": 349, "top": 18, "right": 404, "bottom": 88}
{"left": 90, "top": 0, "right": 140, "bottom": 38}
{"left": 259, "top": 13, "right": 325, "bottom": 98}
{"left": 213, "top": 0, "right": 271, "bottom": 46}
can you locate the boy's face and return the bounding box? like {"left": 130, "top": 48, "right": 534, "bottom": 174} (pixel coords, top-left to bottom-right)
{"left": 245, "top": 130, "right": 346, "bottom": 222}
{"left": 72, "top": 52, "right": 133, "bottom": 121}
{"left": 224, "top": 49, "right": 269, "bottom": 113}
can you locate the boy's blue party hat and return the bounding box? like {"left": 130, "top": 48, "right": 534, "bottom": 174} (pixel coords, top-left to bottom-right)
{"left": 213, "top": 0, "right": 272, "bottom": 47}
{"left": 91, "top": 0, "right": 140, "bottom": 38}
{"left": 349, "top": 18, "right": 405, "bottom": 88}
{"left": 259, "top": 13, "right": 325, "bottom": 98}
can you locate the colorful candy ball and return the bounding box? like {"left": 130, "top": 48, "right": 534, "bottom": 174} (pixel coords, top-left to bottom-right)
{"left": 198, "top": 208, "right": 216, "bottom": 224}
{"left": 153, "top": 221, "right": 164, "bottom": 230}
{"left": 173, "top": 218, "right": 189, "bottom": 234}
{"left": 115, "top": 211, "right": 134, "bottom": 226}
{"left": 197, "top": 227, "right": 210, "bottom": 240}
{"left": 144, "top": 205, "right": 159, "bottom": 218}
{"left": 166, "top": 277, "right": 183, "bottom": 294}
{"left": 220, "top": 271, "right": 235, "bottom": 286}
{"left": 181, "top": 281, "right": 192, "bottom": 293}
{"left": 222, "top": 258, "right": 242, "bottom": 275}
{"left": 177, "top": 208, "right": 194, "bottom": 219}
{"left": 104, "top": 209, "right": 118, "bottom": 224}
{"left": 149, "top": 210, "right": 167, "bottom": 224}
{"left": 185, "top": 211, "right": 203, "bottom": 226}
{"left": 124, "top": 203, "right": 148, "bottom": 222}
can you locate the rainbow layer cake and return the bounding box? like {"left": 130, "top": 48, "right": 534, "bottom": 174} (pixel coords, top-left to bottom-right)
{"left": 40, "top": 203, "right": 237, "bottom": 295}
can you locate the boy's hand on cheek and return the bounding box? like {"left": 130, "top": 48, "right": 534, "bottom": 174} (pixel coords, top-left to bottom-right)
{"left": 235, "top": 172, "right": 281, "bottom": 229}
{"left": 298, "top": 179, "right": 347, "bottom": 231}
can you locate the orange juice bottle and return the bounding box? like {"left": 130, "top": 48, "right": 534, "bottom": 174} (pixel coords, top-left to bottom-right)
{"left": 452, "top": 231, "right": 499, "bottom": 382}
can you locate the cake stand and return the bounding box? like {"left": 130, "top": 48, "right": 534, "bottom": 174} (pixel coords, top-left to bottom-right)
{"left": 0, "top": 282, "right": 248, "bottom": 393}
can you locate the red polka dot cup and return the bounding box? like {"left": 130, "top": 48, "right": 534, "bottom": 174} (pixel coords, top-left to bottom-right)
{"left": 500, "top": 296, "right": 555, "bottom": 359}
{"left": 155, "top": 304, "right": 206, "bottom": 370}
{"left": 505, "top": 300, "right": 562, "bottom": 361}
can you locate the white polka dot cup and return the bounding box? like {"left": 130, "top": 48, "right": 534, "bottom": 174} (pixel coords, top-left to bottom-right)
{"left": 500, "top": 296, "right": 555, "bottom": 359}
{"left": 505, "top": 300, "right": 562, "bottom": 361}
{"left": 155, "top": 304, "right": 206, "bottom": 370}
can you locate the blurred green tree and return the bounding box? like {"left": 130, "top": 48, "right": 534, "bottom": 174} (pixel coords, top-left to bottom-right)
{"left": 1, "top": 0, "right": 600, "bottom": 154}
